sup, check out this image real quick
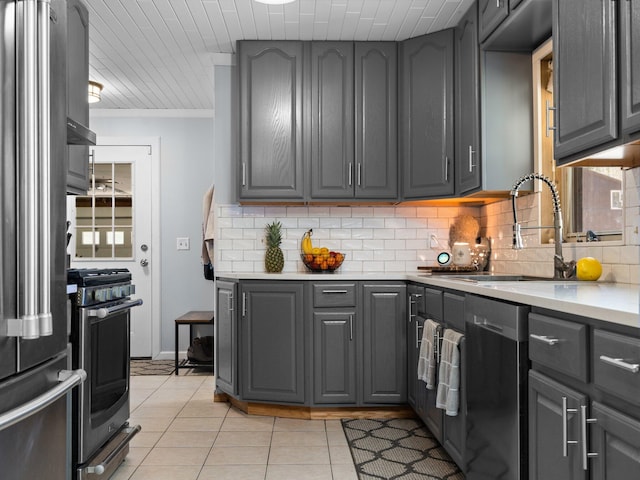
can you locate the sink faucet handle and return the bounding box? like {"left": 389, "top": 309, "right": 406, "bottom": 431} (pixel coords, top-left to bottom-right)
{"left": 513, "top": 223, "right": 524, "bottom": 250}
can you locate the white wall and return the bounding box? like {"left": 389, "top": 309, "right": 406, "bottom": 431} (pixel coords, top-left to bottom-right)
{"left": 90, "top": 112, "right": 215, "bottom": 355}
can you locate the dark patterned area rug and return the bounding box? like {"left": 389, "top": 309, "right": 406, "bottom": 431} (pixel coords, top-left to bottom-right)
{"left": 342, "top": 418, "right": 464, "bottom": 480}
{"left": 130, "top": 359, "right": 175, "bottom": 376}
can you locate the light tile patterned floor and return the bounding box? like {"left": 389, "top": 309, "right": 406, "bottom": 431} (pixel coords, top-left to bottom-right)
{"left": 111, "top": 374, "right": 358, "bottom": 480}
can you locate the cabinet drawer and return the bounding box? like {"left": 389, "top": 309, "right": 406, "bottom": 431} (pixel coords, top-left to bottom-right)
{"left": 528, "top": 313, "right": 588, "bottom": 382}
{"left": 594, "top": 329, "right": 640, "bottom": 406}
{"left": 424, "top": 287, "right": 442, "bottom": 320}
{"left": 313, "top": 283, "right": 356, "bottom": 308}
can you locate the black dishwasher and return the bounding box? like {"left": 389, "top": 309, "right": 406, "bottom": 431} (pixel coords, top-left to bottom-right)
{"left": 465, "top": 294, "right": 530, "bottom": 480}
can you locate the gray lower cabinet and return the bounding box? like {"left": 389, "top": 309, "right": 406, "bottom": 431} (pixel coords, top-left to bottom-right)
{"left": 240, "top": 282, "right": 305, "bottom": 403}
{"left": 528, "top": 309, "right": 640, "bottom": 479}
{"left": 215, "top": 280, "right": 238, "bottom": 396}
{"left": 238, "top": 41, "right": 305, "bottom": 200}
{"left": 400, "top": 30, "right": 455, "bottom": 199}
{"left": 312, "top": 311, "right": 357, "bottom": 404}
{"left": 528, "top": 370, "right": 587, "bottom": 480}
{"left": 362, "top": 283, "right": 407, "bottom": 403}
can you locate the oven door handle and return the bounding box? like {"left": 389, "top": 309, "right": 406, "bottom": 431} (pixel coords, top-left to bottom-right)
{"left": 0, "top": 369, "right": 87, "bottom": 432}
{"left": 88, "top": 299, "right": 143, "bottom": 319}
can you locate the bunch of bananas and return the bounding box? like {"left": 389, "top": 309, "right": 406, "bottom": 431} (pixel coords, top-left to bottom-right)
{"left": 301, "top": 229, "right": 314, "bottom": 254}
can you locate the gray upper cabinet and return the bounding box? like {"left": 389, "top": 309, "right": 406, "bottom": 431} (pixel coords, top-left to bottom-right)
{"left": 310, "top": 42, "right": 354, "bottom": 199}
{"left": 310, "top": 42, "right": 398, "bottom": 200}
{"left": 455, "top": 5, "right": 481, "bottom": 195}
{"left": 400, "top": 30, "right": 455, "bottom": 199}
{"left": 552, "top": 0, "right": 617, "bottom": 162}
{"left": 354, "top": 42, "right": 398, "bottom": 200}
{"left": 66, "top": 0, "right": 90, "bottom": 195}
{"left": 362, "top": 283, "right": 407, "bottom": 404}
{"left": 620, "top": 0, "right": 640, "bottom": 138}
{"left": 238, "top": 41, "right": 305, "bottom": 200}
{"left": 215, "top": 280, "right": 238, "bottom": 396}
{"left": 240, "top": 282, "right": 305, "bottom": 403}
{"left": 479, "top": 0, "right": 509, "bottom": 42}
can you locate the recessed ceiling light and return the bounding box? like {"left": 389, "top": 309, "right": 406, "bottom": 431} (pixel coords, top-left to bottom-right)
{"left": 254, "top": 0, "right": 297, "bottom": 4}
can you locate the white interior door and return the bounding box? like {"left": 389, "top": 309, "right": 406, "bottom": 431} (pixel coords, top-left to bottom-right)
{"left": 68, "top": 144, "right": 154, "bottom": 358}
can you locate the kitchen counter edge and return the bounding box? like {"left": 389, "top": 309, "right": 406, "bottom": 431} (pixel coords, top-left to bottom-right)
{"left": 215, "top": 272, "right": 640, "bottom": 329}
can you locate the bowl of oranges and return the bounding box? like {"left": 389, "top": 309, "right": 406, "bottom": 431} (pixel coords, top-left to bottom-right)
{"left": 301, "top": 248, "right": 345, "bottom": 273}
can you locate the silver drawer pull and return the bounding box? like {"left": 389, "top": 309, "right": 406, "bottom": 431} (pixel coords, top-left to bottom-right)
{"left": 530, "top": 334, "right": 560, "bottom": 346}
{"left": 322, "top": 289, "right": 348, "bottom": 294}
{"left": 599, "top": 355, "right": 640, "bottom": 373}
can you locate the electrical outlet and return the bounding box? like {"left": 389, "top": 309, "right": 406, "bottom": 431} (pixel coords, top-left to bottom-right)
{"left": 430, "top": 234, "right": 439, "bottom": 249}
{"left": 176, "top": 237, "right": 190, "bottom": 250}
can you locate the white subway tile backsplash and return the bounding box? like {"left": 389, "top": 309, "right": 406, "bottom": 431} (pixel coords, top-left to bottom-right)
{"left": 214, "top": 168, "right": 639, "bottom": 283}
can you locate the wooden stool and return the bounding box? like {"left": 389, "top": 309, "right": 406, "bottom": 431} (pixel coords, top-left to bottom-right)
{"left": 174, "top": 310, "right": 214, "bottom": 375}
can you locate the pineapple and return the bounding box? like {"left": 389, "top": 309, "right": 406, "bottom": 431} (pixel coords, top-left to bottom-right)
{"left": 264, "top": 221, "right": 284, "bottom": 273}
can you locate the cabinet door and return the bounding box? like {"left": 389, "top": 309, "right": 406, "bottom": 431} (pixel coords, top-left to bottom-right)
{"left": 310, "top": 42, "right": 354, "bottom": 199}
{"left": 479, "top": 0, "right": 509, "bottom": 42}
{"left": 620, "top": 0, "right": 640, "bottom": 137}
{"left": 241, "top": 282, "right": 305, "bottom": 403}
{"left": 354, "top": 42, "right": 398, "bottom": 199}
{"left": 313, "top": 311, "right": 357, "bottom": 404}
{"left": 215, "top": 281, "right": 237, "bottom": 396}
{"left": 400, "top": 31, "right": 455, "bottom": 199}
{"left": 239, "top": 41, "right": 305, "bottom": 200}
{"left": 553, "top": 0, "right": 617, "bottom": 161}
{"left": 591, "top": 401, "right": 640, "bottom": 480}
{"left": 528, "top": 370, "right": 588, "bottom": 480}
{"left": 455, "top": 3, "right": 481, "bottom": 195}
{"left": 362, "top": 284, "right": 407, "bottom": 404}
{"left": 66, "top": 0, "right": 90, "bottom": 194}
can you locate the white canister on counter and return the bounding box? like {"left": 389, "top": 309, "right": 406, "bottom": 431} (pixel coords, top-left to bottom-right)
{"left": 452, "top": 242, "right": 472, "bottom": 266}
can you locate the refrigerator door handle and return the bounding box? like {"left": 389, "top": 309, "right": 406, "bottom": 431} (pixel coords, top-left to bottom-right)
{"left": 0, "top": 369, "right": 86, "bottom": 432}
{"left": 9, "top": 0, "right": 52, "bottom": 340}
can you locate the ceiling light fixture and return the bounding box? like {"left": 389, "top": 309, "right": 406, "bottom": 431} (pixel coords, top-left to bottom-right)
{"left": 88, "top": 81, "right": 103, "bottom": 103}
{"left": 254, "top": 0, "right": 297, "bottom": 5}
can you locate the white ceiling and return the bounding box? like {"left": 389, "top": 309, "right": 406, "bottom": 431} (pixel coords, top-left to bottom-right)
{"left": 86, "top": 0, "right": 474, "bottom": 110}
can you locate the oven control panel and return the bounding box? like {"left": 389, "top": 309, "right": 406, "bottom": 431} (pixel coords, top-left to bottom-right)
{"left": 76, "top": 282, "right": 136, "bottom": 307}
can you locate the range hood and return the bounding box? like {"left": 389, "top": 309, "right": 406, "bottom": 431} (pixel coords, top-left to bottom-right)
{"left": 66, "top": 117, "right": 96, "bottom": 146}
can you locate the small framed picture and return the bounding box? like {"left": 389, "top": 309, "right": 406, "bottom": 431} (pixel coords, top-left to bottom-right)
{"left": 610, "top": 190, "right": 623, "bottom": 210}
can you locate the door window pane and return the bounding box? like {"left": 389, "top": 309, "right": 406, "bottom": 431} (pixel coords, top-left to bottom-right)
{"left": 73, "top": 162, "right": 133, "bottom": 259}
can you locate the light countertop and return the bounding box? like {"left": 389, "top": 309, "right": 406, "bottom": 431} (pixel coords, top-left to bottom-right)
{"left": 216, "top": 272, "right": 640, "bottom": 329}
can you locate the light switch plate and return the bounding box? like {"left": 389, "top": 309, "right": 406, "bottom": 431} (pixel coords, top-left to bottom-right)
{"left": 176, "top": 237, "right": 190, "bottom": 250}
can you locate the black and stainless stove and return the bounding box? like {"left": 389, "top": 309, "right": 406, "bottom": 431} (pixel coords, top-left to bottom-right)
{"left": 67, "top": 268, "right": 142, "bottom": 480}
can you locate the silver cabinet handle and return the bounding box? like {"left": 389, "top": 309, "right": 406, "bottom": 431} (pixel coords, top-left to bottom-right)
{"left": 530, "top": 334, "right": 560, "bottom": 346}
{"left": 242, "top": 292, "right": 247, "bottom": 317}
{"left": 88, "top": 299, "right": 143, "bottom": 319}
{"left": 546, "top": 100, "right": 556, "bottom": 137}
{"left": 599, "top": 355, "right": 640, "bottom": 373}
{"left": 356, "top": 162, "right": 362, "bottom": 186}
{"left": 444, "top": 156, "right": 449, "bottom": 182}
{"left": 348, "top": 162, "right": 353, "bottom": 186}
{"left": 322, "top": 289, "right": 348, "bottom": 294}
{"left": 581, "top": 405, "right": 598, "bottom": 470}
{"left": 0, "top": 369, "right": 86, "bottom": 432}
{"left": 562, "top": 396, "right": 578, "bottom": 457}
{"left": 468, "top": 145, "right": 476, "bottom": 172}
{"left": 228, "top": 293, "right": 234, "bottom": 312}
{"left": 349, "top": 315, "right": 353, "bottom": 341}
{"left": 434, "top": 326, "right": 441, "bottom": 362}
{"left": 408, "top": 296, "right": 415, "bottom": 324}
{"left": 242, "top": 162, "right": 247, "bottom": 186}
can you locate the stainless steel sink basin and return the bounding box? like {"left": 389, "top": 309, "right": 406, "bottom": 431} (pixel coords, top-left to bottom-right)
{"left": 418, "top": 272, "right": 562, "bottom": 282}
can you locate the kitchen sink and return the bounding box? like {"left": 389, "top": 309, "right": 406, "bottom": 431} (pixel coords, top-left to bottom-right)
{"left": 418, "top": 272, "right": 565, "bottom": 282}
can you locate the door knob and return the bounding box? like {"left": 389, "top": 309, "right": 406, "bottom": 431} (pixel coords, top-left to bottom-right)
{"left": 140, "top": 259, "right": 149, "bottom": 267}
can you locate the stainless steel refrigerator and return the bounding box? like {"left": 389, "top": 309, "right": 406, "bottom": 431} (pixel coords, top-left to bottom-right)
{"left": 0, "top": 1, "right": 85, "bottom": 478}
